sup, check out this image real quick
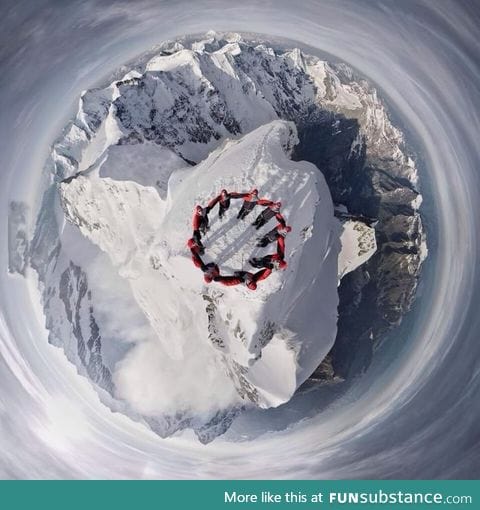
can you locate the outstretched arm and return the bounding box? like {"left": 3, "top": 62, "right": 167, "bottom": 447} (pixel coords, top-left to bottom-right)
{"left": 257, "top": 198, "right": 274, "bottom": 206}
{"left": 214, "top": 275, "right": 243, "bottom": 286}
{"left": 253, "top": 268, "right": 272, "bottom": 283}
{"left": 275, "top": 213, "right": 286, "bottom": 226}
{"left": 277, "top": 236, "right": 286, "bottom": 258}
{"left": 229, "top": 192, "right": 249, "bottom": 199}
{"left": 192, "top": 214, "right": 201, "bottom": 230}
{"left": 207, "top": 195, "right": 220, "bottom": 209}
{"left": 191, "top": 250, "right": 206, "bottom": 270}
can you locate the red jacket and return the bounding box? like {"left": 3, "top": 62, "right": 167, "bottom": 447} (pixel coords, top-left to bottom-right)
{"left": 253, "top": 268, "right": 272, "bottom": 282}
{"left": 192, "top": 209, "right": 207, "bottom": 230}
{"left": 229, "top": 191, "right": 247, "bottom": 199}
{"left": 256, "top": 198, "right": 273, "bottom": 206}
{"left": 277, "top": 236, "right": 286, "bottom": 259}
{"left": 208, "top": 191, "right": 243, "bottom": 209}
{"left": 187, "top": 237, "right": 201, "bottom": 251}
{"left": 192, "top": 211, "right": 201, "bottom": 231}
{"left": 215, "top": 275, "right": 244, "bottom": 286}
{"left": 207, "top": 196, "right": 220, "bottom": 209}
{"left": 277, "top": 224, "right": 290, "bottom": 237}
{"left": 267, "top": 203, "right": 282, "bottom": 213}
{"left": 275, "top": 213, "right": 286, "bottom": 227}
{"left": 240, "top": 191, "right": 272, "bottom": 204}
{"left": 215, "top": 271, "right": 256, "bottom": 287}
{"left": 203, "top": 263, "right": 220, "bottom": 283}
{"left": 191, "top": 251, "right": 204, "bottom": 268}
{"left": 207, "top": 194, "right": 227, "bottom": 209}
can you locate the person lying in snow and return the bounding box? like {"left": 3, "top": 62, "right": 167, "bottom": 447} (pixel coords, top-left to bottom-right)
{"left": 252, "top": 201, "right": 285, "bottom": 229}
{"left": 214, "top": 268, "right": 272, "bottom": 290}
{"left": 249, "top": 253, "right": 287, "bottom": 270}
{"left": 192, "top": 205, "right": 209, "bottom": 236}
{"left": 207, "top": 189, "right": 246, "bottom": 219}
{"left": 257, "top": 224, "right": 292, "bottom": 247}
{"left": 236, "top": 189, "right": 274, "bottom": 220}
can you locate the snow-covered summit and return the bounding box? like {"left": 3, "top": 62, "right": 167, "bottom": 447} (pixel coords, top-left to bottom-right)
{"left": 52, "top": 31, "right": 418, "bottom": 186}
{"left": 60, "top": 120, "right": 340, "bottom": 410}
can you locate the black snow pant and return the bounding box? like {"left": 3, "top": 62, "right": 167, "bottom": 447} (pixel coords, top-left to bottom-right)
{"left": 249, "top": 256, "right": 274, "bottom": 269}
{"left": 237, "top": 201, "right": 255, "bottom": 220}
{"left": 252, "top": 208, "right": 276, "bottom": 229}
{"left": 257, "top": 231, "right": 278, "bottom": 247}
{"left": 219, "top": 199, "right": 230, "bottom": 218}
{"left": 199, "top": 216, "right": 209, "bottom": 234}
{"left": 192, "top": 230, "right": 205, "bottom": 252}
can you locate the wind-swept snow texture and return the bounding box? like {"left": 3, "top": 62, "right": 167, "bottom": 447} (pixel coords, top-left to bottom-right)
{"left": 29, "top": 32, "right": 388, "bottom": 442}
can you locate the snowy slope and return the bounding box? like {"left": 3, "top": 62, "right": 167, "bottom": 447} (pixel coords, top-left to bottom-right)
{"left": 60, "top": 120, "right": 340, "bottom": 410}
{"left": 338, "top": 220, "right": 377, "bottom": 280}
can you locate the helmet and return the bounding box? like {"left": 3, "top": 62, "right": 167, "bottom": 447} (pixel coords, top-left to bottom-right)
{"left": 247, "top": 281, "right": 257, "bottom": 290}
{"left": 187, "top": 238, "right": 196, "bottom": 248}
{"left": 279, "top": 260, "right": 287, "bottom": 270}
{"left": 251, "top": 188, "right": 258, "bottom": 195}
{"left": 275, "top": 201, "right": 282, "bottom": 208}
{"left": 285, "top": 225, "right": 292, "bottom": 232}
{"left": 196, "top": 205, "right": 203, "bottom": 214}
{"left": 221, "top": 189, "right": 227, "bottom": 196}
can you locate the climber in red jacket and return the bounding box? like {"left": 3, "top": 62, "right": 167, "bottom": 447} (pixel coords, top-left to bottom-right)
{"left": 207, "top": 189, "right": 245, "bottom": 219}
{"left": 236, "top": 189, "right": 273, "bottom": 220}
{"left": 187, "top": 238, "right": 205, "bottom": 268}
{"left": 202, "top": 262, "right": 220, "bottom": 283}
{"left": 214, "top": 268, "right": 272, "bottom": 290}
{"left": 257, "top": 224, "right": 292, "bottom": 247}
{"left": 192, "top": 205, "right": 209, "bottom": 245}
{"left": 252, "top": 201, "right": 285, "bottom": 229}
{"left": 249, "top": 253, "right": 287, "bottom": 271}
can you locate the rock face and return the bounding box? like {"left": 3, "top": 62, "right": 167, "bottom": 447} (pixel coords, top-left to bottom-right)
{"left": 292, "top": 100, "right": 426, "bottom": 380}
{"left": 26, "top": 31, "right": 425, "bottom": 442}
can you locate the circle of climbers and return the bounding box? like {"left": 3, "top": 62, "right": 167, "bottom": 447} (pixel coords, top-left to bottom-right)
{"left": 187, "top": 188, "right": 292, "bottom": 291}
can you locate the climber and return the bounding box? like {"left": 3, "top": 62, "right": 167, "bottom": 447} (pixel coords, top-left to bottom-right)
{"left": 214, "top": 268, "right": 272, "bottom": 290}
{"left": 214, "top": 271, "right": 257, "bottom": 290}
{"left": 252, "top": 267, "right": 272, "bottom": 283}
{"left": 257, "top": 224, "right": 292, "bottom": 247}
{"left": 249, "top": 253, "right": 287, "bottom": 271}
{"left": 192, "top": 205, "right": 209, "bottom": 242}
{"left": 187, "top": 236, "right": 205, "bottom": 255}
{"left": 202, "top": 262, "right": 220, "bottom": 284}
{"left": 207, "top": 189, "right": 246, "bottom": 219}
{"left": 236, "top": 188, "right": 273, "bottom": 220}
{"left": 187, "top": 238, "right": 205, "bottom": 269}
{"left": 191, "top": 250, "right": 205, "bottom": 269}
{"left": 252, "top": 201, "right": 285, "bottom": 229}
